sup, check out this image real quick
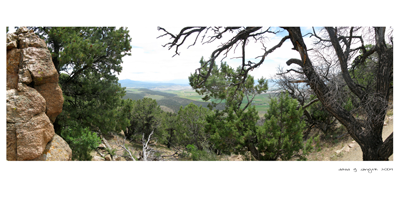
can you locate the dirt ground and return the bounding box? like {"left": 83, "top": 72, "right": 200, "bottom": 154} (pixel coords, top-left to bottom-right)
{"left": 307, "top": 115, "right": 393, "bottom": 161}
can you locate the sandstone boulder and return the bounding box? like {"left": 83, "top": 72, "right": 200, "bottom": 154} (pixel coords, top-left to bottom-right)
{"left": 116, "top": 156, "right": 126, "bottom": 161}
{"left": 35, "top": 83, "right": 64, "bottom": 123}
{"left": 18, "top": 30, "right": 47, "bottom": 49}
{"left": 6, "top": 85, "right": 46, "bottom": 123}
{"left": 34, "top": 134, "right": 72, "bottom": 161}
{"left": 21, "top": 47, "right": 59, "bottom": 86}
{"left": 92, "top": 156, "right": 104, "bottom": 161}
{"left": 7, "top": 49, "right": 21, "bottom": 90}
{"left": 7, "top": 33, "right": 18, "bottom": 50}
{"left": 16, "top": 27, "right": 29, "bottom": 34}
{"left": 6, "top": 123, "right": 17, "bottom": 161}
{"left": 105, "top": 155, "right": 112, "bottom": 161}
{"left": 18, "top": 67, "right": 33, "bottom": 84}
{"left": 15, "top": 112, "right": 55, "bottom": 160}
{"left": 6, "top": 27, "right": 69, "bottom": 161}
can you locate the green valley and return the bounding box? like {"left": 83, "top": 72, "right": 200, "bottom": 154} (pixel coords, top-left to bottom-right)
{"left": 123, "top": 88, "right": 279, "bottom": 116}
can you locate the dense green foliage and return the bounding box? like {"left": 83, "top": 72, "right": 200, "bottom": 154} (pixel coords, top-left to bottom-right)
{"left": 61, "top": 125, "right": 102, "bottom": 160}
{"left": 176, "top": 103, "right": 211, "bottom": 150}
{"left": 191, "top": 57, "right": 268, "bottom": 111}
{"left": 257, "top": 92, "right": 318, "bottom": 160}
{"left": 162, "top": 112, "right": 178, "bottom": 148}
{"left": 185, "top": 144, "right": 217, "bottom": 161}
{"left": 58, "top": 72, "right": 133, "bottom": 134}
{"left": 206, "top": 103, "right": 259, "bottom": 155}
{"left": 125, "top": 98, "right": 164, "bottom": 142}
{"left": 191, "top": 59, "right": 266, "bottom": 158}
{"left": 30, "top": 27, "right": 133, "bottom": 136}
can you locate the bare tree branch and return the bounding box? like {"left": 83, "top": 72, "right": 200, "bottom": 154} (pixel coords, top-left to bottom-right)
{"left": 117, "top": 135, "right": 136, "bottom": 161}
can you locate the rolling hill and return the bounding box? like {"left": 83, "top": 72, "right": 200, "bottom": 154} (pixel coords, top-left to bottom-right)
{"left": 119, "top": 79, "right": 191, "bottom": 90}
{"left": 123, "top": 88, "right": 225, "bottom": 113}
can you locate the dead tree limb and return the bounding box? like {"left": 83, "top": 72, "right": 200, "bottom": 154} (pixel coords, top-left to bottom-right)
{"left": 117, "top": 135, "right": 136, "bottom": 161}
{"left": 142, "top": 130, "right": 155, "bottom": 161}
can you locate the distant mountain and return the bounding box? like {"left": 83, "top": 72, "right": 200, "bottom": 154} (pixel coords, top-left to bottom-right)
{"left": 119, "top": 79, "right": 279, "bottom": 91}
{"left": 147, "top": 79, "right": 189, "bottom": 85}
{"left": 119, "top": 79, "right": 190, "bottom": 90}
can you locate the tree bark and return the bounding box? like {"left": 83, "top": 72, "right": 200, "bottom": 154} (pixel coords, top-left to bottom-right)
{"left": 283, "top": 27, "right": 393, "bottom": 161}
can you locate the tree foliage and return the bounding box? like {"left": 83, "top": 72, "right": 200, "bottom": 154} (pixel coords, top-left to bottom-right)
{"left": 176, "top": 103, "right": 211, "bottom": 150}
{"left": 191, "top": 57, "right": 268, "bottom": 111}
{"left": 257, "top": 92, "right": 317, "bottom": 160}
{"left": 206, "top": 102, "right": 259, "bottom": 155}
{"left": 30, "top": 27, "right": 133, "bottom": 135}
{"left": 126, "top": 98, "right": 163, "bottom": 143}
{"left": 162, "top": 112, "right": 178, "bottom": 148}
{"left": 61, "top": 125, "right": 102, "bottom": 161}
{"left": 158, "top": 26, "right": 393, "bottom": 161}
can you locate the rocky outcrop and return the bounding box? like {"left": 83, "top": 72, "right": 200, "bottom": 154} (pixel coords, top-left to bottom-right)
{"left": 6, "top": 27, "right": 71, "bottom": 161}
{"left": 34, "top": 135, "right": 72, "bottom": 161}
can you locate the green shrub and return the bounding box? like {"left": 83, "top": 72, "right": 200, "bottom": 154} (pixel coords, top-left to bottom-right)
{"left": 61, "top": 126, "right": 102, "bottom": 161}
{"left": 186, "top": 144, "right": 217, "bottom": 161}
{"left": 105, "top": 147, "right": 117, "bottom": 156}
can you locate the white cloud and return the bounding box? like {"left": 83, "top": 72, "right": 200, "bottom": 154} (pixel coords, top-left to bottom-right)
{"left": 119, "top": 26, "right": 311, "bottom": 83}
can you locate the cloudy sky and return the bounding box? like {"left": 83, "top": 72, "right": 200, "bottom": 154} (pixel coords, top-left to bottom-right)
{"left": 7, "top": 26, "right": 317, "bottom": 84}
{"left": 119, "top": 26, "right": 318, "bottom": 84}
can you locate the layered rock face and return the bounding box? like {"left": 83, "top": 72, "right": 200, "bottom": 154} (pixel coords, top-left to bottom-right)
{"left": 6, "top": 27, "right": 72, "bottom": 161}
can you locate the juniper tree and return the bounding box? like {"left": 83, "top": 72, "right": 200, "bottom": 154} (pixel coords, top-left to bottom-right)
{"left": 162, "top": 112, "right": 178, "bottom": 148}
{"left": 256, "top": 92, "right": 317, "bottom": 160}
{"left": 126, "top": 98, "right": 163, "bottom": 143}
{"left": 192, "top": 58, "right": 267, "bottom": 156}
{"left": 176, "top": 103, "right": 211, "bottom": 150}
{"left": 158, "top": 26, "right": 393, "bottom": 161}
{"left": 29, "top": 27, "right": 133, "bottom": 135}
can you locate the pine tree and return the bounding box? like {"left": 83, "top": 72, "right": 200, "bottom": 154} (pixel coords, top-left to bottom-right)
{"left": 162, "top": 112, "right": 178, "bottom": 148}
{"left": 193, "top": 58, "right": 267, "bottom": 156}
{"left": 176, "top": 103, "right": 211, "bottom": 150}
{"left": 29, "top": 27, "right": 132, "bottom": 135}
{"left": 256, "top": 92, "right": 318, "bottom": 160}
{"left": 126, "top": 98, "right": 163, "bottom": 143}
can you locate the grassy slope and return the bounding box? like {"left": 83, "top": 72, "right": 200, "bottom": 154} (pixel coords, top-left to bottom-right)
{"left": 123, "top": 88, "right": 225, "bottom": 113}
{"left": 123, "top": 88, "right": 275, "bottom": 115}
{"left": 163, "top": 89, "right": 274, "bottom": 115}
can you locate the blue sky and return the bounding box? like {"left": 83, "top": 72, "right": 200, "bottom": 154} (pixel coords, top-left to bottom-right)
{"left": 118, "top": 26, "right": 320, "bottom": 84}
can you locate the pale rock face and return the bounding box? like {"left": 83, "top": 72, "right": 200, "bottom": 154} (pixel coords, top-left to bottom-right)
{"left": 18, "top": 68, "right": 33, "bottom": 84}
{"left": 6, "top": 27, "right": 71, "bottom": 161}
{"left": 6, "top": 86, "right": 46, "bottom": 123}
{"left": 34, "top": 135, "right": 72, "bottom": 161}
{"left": 105, "top": 155, "right": 112, "bottom": 161}
{"left": 7, "top": 49, "right": 21, "bottom": 90}
{"left": 17, "top": 30, "right": 47, "bottom": 49}
{"left": 15, "top": 112, "right": 55, "bottom": 160}
{"left": 16, "top": 27, "right": 29, "bottom": 34}
{"left": 35, "top": 83, "right": 64, "bottom": 123}
{"left": 92, "top": 156, "right": 104, "bottom": 161}
{"left": 21, "top": 47, "right": 59, "bottom": 86}
{"left": 116, "top": 157, "right": 126, "bottom": 161}
{"left": 6, "top": 123, "right": 17, "bottom": 161}
{"left": 7, "top": 33, "right": 18, "bottom": 50}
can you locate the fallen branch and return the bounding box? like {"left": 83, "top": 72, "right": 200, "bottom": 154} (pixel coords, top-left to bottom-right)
{"left": 142, "top": 131, "right": 155, "bottom": 161}
{"left": 117, "top": 135, "right": 136, "bottom": 161}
